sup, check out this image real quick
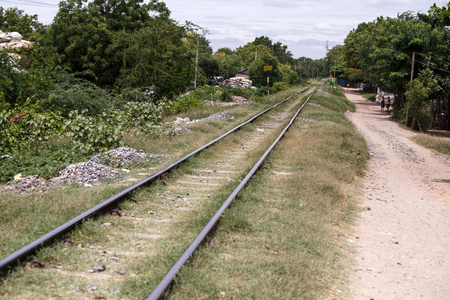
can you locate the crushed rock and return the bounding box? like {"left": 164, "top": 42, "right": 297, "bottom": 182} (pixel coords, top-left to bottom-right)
{"left": 1, "top": 147, "right": 164, "bottom": 194}
{"left": 167, "top": 112, "right": 232, "bottom": 135}
{"left": 2, "top": 175, "right": 50, "bottom": 194}
{"left": 49, "top": 161, "right": 120, "bottom": 186}
{"left": 89, "top": 147, "right": 148, "bottom": 167}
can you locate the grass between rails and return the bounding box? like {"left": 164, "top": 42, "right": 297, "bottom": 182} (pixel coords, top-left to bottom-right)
{"left": 0, "top": 87, "right": 306, "bottom": 298}
{"left": 165, "top": 85, "right": 369, "bottom": 299}
{"left": 0, "top": 89, "right": 303, "bottom": 291}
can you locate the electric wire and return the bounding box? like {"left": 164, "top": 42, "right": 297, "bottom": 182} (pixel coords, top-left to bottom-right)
{"left": 414, "top": 59, "right": 450, "bottom": 74}
{"left": 1, "top": 0, "right": 57, "bottom": 8}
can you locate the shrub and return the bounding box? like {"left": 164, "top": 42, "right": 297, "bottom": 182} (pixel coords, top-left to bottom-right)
{"left": 109, "top": 101, "right": 164, "bottom": 134}
{"left": 63, "top": 110, "right": 125, "bottom": 155}
{"left": 272, "top": 81, "right": 290, "bottom": 92}
{"left": 43, "top": 74, "right": 113, "bottom": 117}
{"left": 221, "top": 87, "right": 233, "bottom": 102}
{"left": 170, "top": 92, "right": 204, "bottom": 114}
{"left": 0, "top": 100, "right": 63, "bottom": 154}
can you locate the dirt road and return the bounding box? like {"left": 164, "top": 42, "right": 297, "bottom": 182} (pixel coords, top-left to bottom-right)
{"left": 344, "top": 89, "right": 450, "bottom": 299}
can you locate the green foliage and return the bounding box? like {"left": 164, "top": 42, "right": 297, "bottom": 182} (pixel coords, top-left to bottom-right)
{"left": 118, "top": 101, "right": 164, "bottom": 133}
{"left": 42, "top": 0, "right": 190, "bottom": 95}
{"left": 0, "top": 7, "right": 42, "bottom": 40}
{"left": 252, "top": 36, "right": 294, "bottom": 64}
{"left": 169, "top": 93, "right": 204, "bottom": 114}
{"left": 249, "top": 54, "right": 281, "bottom": 87}
{"left": 43, "top": 74, "right": 113, "bottom": 117}
{"left": 114, "top": 23, "right": 194, "bottom": 98}
{"left": 0, "top": 100, "right": 63, "bottom": 154}
{"left": 220, "top": 87, "right": 233, "bottom": 102}
{"left": 405, "top": 69, "right": 440, "bottom": 130}
{"left": 62, "top": 110, "right": 125, "bottom": 155}
{"left": 272, "top": 81, "right": 290, "bottom": 92}
{"left": 0, "top": 48, "right": 57, "bottom": 109}
{"left": 0, "top": 146, "right": 87, "bottom": 183}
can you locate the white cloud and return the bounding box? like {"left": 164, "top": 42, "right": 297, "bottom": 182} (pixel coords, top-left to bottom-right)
{"left": 3, "top": 0, "right": 440, "bottom": 59}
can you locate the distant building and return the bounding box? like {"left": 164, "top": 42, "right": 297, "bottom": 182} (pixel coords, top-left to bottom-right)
{"left": 235, "top": 68, "right": 250, "bottom": 79}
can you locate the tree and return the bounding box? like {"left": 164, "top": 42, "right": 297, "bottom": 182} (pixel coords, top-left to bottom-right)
{"left": 43, "top": 0, "right": 171, "bottom": 88}
{"left": 235, "top": 43, "right": 272, "bottom": 68}
{"left": 249, "top": 54, "right": 280, "bottom": 87}
{"left": 114, "top": 22, "right": 194, "bottom": 98}
{"left": 0, "top": 7, "right": 42, "bottom": 40}
{"left": 325, "top": 45, "right": 347, "bottom": 79}
{"left": 405, "top": 69, "right": 440, "bottom": 131}
{"left": 253, "top": 36, "right": 293, "bottom": 64}
{"left": 369, "top": 17, "right": 443, "bottom": 103}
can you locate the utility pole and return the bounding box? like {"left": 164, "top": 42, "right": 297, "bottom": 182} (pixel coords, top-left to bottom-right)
{"left": 406, "top": 52, "right": 415, "bottom": 126}
{"left": 194, "top": 32, "right": 199, "bottom": 89}
{"left": 334, "top": 60, "right": 337, "bottom": 78}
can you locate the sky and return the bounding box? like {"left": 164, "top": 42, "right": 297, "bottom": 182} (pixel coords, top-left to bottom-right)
{"left": 1, "top": 0, "right": 444, "bottom": 59}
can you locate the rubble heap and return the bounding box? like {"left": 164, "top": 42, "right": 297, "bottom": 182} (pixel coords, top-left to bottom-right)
{"left": 89, "top": 147, "right": 148, "bottom": 167}
{"left": 0, "top": 31, "right": 33, "bottom": 51}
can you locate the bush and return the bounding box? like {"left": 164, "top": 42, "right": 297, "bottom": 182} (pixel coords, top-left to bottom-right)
{"left": 63, "top": 110, "right": 125, "bottom": 155}
{"left": 0, "top": 146, "right": 87, "bottom": 183}
{"left": 272, "top": 81, "right": 290, "bottom": 92}
{"left": 221, "top": 87, "right": 233, "bottom": 102}
{"left": 113, "top": 101, "right": 164, "bottom": 134}
{"left": 0, "top": 100, "right": 63, "bottom": 154}
{"left": 169, "top": 92, "right": 204, "bottom": 114}
{"left": 43, "top": 74, "right": 113, "bottom": 117}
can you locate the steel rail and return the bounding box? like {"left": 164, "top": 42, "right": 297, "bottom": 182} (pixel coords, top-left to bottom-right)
{"left": 146, "top": 89, "right": 317, "bottom": 300}
{"left": 0, "top": 89, "right": 306, "bottom": 272}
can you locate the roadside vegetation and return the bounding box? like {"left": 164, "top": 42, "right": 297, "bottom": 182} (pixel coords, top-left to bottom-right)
{"left": 165, "top": 84, "right": 368, "bottom": 299}
{"left": 411, "top": 134, "right": 450, "bottom": 156}
{"left": 0, "top": 3, "right": 327, "bottom": 185}
{"left": 326, "top": 2, "right": 450, "bottom": 133}
{"left": 362, "top": 93, "right": 376, "bottom": 102}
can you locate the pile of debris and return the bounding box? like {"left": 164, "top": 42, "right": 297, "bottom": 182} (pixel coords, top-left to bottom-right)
{"left": 0, "top": 147, "right": 161, "bottom": 194}
{"left": 2, "top": 175, "right": 50, "bottom": 194}
{"left": 89, "top": 147, "right": 148, "bottom": 168}
{"left": 0, "top": 31, "right": 32, "bottom": 51}
{"left": 49, "top": 161, "right": 120, "bottom": 187}
{"left": 225, "top": 77, "right": 253, "bottom": 88}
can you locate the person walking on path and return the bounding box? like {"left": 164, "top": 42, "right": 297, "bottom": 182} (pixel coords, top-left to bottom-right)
{"left": 386, "top": 96, "right": 391, "bottom": 111}
{"left": 380, "top": 98, "right": 385, "bottom": 110}
{"left": 344, "top": 90, "right": 450, "bottom": 300}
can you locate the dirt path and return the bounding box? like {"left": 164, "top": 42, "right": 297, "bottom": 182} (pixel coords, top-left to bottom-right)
{"left": 344, "top": 89, "right": 450, "bottom": 299}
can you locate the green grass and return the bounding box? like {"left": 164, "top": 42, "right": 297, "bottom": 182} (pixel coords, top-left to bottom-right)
{"left": 362, "top": 93, "right": 376, "bottom": 101}
{"left": 165, "top": 84, "right": 368, "bottom": 299}
{"left": 411, "top": 133, "right": 450, "bottom": 156}
{"left": 0, "top": 87, "right": 305, "bottom": 264}
{"left": 0, "top": 84, "right": 369, "bottom": 299}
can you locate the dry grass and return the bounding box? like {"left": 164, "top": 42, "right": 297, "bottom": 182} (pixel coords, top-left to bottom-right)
{"left": 411, "top": 133, "right": 450, "bottom": 156}
{"left": 0, "top": 88, "right": 304, "bottom": 298}
{"left": 166, "top": 85, "right": 368, "bottom": 299}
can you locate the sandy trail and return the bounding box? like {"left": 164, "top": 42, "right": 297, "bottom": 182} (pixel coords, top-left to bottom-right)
{"left": 344, "top": 89, "right": 450, "bottom": 300}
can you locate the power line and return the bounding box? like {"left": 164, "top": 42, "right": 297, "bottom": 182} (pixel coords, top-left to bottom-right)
{"left": 1, "top": 0, "right": 57, "bottom": 8}
{"left": 414, "top": 59, "right": 450, "bottom": 74}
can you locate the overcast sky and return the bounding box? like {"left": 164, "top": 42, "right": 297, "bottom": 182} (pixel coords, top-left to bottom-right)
{"left": 1, "top": 0, "right": 443, "bottom": 59}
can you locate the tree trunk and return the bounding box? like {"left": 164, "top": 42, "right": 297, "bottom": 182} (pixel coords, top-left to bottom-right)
{"left": 411, "top": 118, "right": 415, "bottom": 130}
{"left": 429, "top": 100, "right": 433, "bottom": 129}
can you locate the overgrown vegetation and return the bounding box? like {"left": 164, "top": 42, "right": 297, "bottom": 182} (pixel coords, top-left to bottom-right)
{"left": 166, "top": 85, "right": 367, "bottom": 299}
{"left": 411, "top": 133, "right": 450, "bottom": 156}
{"left": 326, "top": 2, "right": 450, "bottom": 132}
{"left": 0, "top": 2, "right": 325, "bottom": 184}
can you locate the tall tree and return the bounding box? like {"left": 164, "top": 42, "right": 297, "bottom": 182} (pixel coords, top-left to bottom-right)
{"left": 43, "top": 0, "right": 171, "bottom": 88}
{"left": 0, "top": 7, "right": 42, "bottom": 40}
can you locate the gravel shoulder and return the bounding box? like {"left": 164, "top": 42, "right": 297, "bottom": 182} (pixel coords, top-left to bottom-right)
{"left": 344, "top": 88, "right": 450, "bottom": 299}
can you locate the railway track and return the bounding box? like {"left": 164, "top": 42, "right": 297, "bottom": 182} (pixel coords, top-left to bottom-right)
{"left": 0, "top": 86, "right": 316, "bottom": 299}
